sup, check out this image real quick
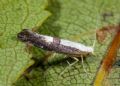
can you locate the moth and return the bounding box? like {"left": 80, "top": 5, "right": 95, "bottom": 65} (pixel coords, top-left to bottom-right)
{"left": 18, "top": 29, "right": 94, "bottom": 77}
{"left": 17, "top": 29, "right": 94, "bottom": 58}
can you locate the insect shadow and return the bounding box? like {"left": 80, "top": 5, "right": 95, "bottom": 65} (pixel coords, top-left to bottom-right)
{"left": 21, "top": 53, "right": 92, "bottom": 82}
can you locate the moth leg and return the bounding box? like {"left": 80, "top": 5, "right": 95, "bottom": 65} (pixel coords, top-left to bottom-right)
{"left": 25, "top": 42, "right": 33, "bottom": 54}
{"left": 59, "top": 57, "right": 79, "bottom": 76}
{"left": 81, "top": 55, "right": 92, "bottom": 79}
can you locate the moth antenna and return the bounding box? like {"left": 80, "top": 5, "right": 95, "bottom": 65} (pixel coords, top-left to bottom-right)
{"left": 93, "top": 39, "right": 96, "bottom": 48}
{"left": 92, "top": 39, "right": 96, "bottom": 55}
{"left": 89, "top": 39, "right": 96, "bottom": 55}
{"left": 91, "top": 17, "right": 99, "bottom": 55}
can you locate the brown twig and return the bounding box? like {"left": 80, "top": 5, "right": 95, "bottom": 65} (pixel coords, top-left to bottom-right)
{"left": 94, "top": 24, "right": 120, "bottom": 86}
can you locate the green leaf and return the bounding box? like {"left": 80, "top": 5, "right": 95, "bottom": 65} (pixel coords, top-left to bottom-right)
{"left": 0, "top": 0, "right": 51, "bottom": 86}
{"left": 2, "top": 0, "right": 120, "bottom": 86}
{"left": 14, "top": 0, "right": 120, "bottom": 86}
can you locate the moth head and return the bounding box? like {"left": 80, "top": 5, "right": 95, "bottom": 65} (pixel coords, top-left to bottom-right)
{"left": 17, "top": 29, "right": 32, "bottom": 42}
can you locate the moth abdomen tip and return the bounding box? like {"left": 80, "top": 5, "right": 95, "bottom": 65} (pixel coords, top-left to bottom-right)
{"left": 17, "top": 29, "right": 31, "bottom": 42}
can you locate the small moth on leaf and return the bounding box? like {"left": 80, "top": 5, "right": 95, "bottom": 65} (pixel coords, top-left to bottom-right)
{"left": 18, "top": 29, "right": 94, "bottom": 77}
{"left": 17, "top": 29, "right": 94, "bottom": 58}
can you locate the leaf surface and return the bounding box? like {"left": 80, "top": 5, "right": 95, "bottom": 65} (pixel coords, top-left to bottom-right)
{"left": 0, "top": 0, "right": 51, "bottom": 86}
{"left": 1, "top": 0, "right": 120, "bottom": 86}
